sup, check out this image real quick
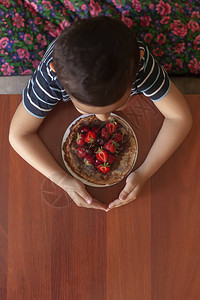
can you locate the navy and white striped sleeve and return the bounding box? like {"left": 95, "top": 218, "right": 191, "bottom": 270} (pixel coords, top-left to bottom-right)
{"left": 134, "top": 42, "right": 171, "bottom": 101}
{"left": 23, "top": 67, "right": 62, "bottom": 118}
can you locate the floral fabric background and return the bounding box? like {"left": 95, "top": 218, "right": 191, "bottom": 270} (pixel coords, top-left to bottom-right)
{"left": 0, "top": 0, "right": 200, "bottom": 76}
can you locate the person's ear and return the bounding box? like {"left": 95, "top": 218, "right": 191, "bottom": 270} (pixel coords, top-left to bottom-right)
{"left": 50, "top": 62, "right": 56, "bottom": 73}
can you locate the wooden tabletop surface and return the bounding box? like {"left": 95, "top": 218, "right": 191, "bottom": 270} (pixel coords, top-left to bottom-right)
{"left": 0, "top": 94, "right": 200, "bottom": 300}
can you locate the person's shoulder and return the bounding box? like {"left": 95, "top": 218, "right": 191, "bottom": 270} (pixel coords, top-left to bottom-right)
{"left": 37, "top": 39, "right": 57, "bottom": 75}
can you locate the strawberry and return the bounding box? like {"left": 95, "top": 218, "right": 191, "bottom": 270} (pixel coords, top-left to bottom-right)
{"left": 103, "top": 139, "right": 119, "bottom": 153}
{"left": 97, "top": 164, "right": 110, "bottom": 174}
{"left": 77, "top": 146, "right": 86, "bottom": 158}
{"left": 76, "top": 132, "right": 85, "bottom": 146}
{"left": 113, "top": 132, "right": 122, "bottom": 142}
{"left": 96, "top": 148, "right": 108, "bottom": 163}
{"left": 80, "top": 126, "right": 89, "bottom": 133}
{"left": 106, "top": 120, "right": 117, "bottom": 134}
{"left": 84, "top": 155, "right": 94, "bottom": 166}
{"left": 107, "top": 154, "right": 116, "bottom": 164}
{"left": 85, "top": 131, "right": 96, "bottom": 143}
{"left": 100, "top": 127, "right": 110, "bottom": 140}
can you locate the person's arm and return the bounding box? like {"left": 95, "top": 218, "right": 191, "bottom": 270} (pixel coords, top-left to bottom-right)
{"left": 108, "top": 81, "right": 193, "bottom": 209}
{"left": 9, "top": 102, "right": 107, "bottom": 211}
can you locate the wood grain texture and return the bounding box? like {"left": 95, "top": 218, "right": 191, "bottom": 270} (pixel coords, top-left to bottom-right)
{"left": 0, "top": 94, "right": 199, "bottom": 300}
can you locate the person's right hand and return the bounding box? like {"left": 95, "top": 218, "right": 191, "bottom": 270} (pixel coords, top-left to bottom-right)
{"left": 58, "top": 173, "right": 108, "bottom": 211}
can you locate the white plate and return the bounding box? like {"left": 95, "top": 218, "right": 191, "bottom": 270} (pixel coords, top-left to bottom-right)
{"left": 61, "top": 113, "right": 138, "bottom": 187}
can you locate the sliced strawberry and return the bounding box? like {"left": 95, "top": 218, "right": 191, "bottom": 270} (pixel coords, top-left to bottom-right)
{"left": 85, "top": 131, "right": 96, "bottom": 143}
{"left": 77, "top": 146, "right": 86, "bottom": 158}
{"left": 100, "top": 127, "right": 110, "bottom": 140}
{"left": 113, "top": 132, "right": 122, "bottom": 142}
{"left": 84, "top": 155, "right": 94, "bottom": 166}
{"left": 103, "top": 139, "right": 119, "bottom": 153}
{"left": 96, "top": 148, "right": 108, "bottom": 163}
{"left": 107, "top": 154, "right": 116, "bottom": 164}
{"left": 76, "top": 132, "right": 85, "bottom": 146}
{"left": 97, "top": 164, "right": 110, "bottom": 174}
{"left": 106, "top": 120, "right": 117, "bottom": 134}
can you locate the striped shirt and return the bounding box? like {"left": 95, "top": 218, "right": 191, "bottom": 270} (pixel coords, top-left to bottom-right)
{"left": 23, "top": 39, "right": 170, "bottom": 118}
{"left": 131, "top": 40, "right": 170, "bottom": 100}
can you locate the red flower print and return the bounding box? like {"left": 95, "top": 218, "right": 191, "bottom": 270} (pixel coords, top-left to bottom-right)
{"left": 38, "top": 50, "right": 45, "bottom": 58}
{"left": 140, "top": 15, "right": 152, "bottom": 27}
{"left": 175, "top": 59, "right": 183, "bottom": 69}
{"left": 121, "top": 12, "right": 133, "bottom": 29}
{"left": 160, "top": 16, "right": 170, "bottom": 25}
{"left": 25, "top": 0, "right": 38, "bottom": 15}
{"left": 113, "top": 0, "right": 122, "bottom": 9}
{"left": 144, "top": 33, "right": 153, "bottom": 43}
{"left": 170, "top": 20, "right": 188, "bottom": 37}
{"left": 0, "top": 0, "right": 10, "bottom": 8}
{"left": 64, "top": 0, "right": 75, "bottom": 12}
{"left": 187, "top": 20, "right": 199, "bottom": 33}
{"left": 42, "top": 1, "right": 53, "bottom": 10}
{"left": 81, "top": 4, "right": 87, "bottom": 11}
{"left": 163, "top": 63, "right": 172, "bottom": 72}
{"left": 89, "top": 0, "right": 101, "bottom": 17}
{"left": 157, "top": 33, "right": 166, "bottom": 45}
{"left": 34, "top": 17, "right": 42, "bottom": 25}
{"left": 0, "top": 37, "right": 9, "bottom": 49}
{"left": 149, "top": 4, "right": 154, "bottom": 10}
{"left": 191, "top": 12, "right": 200, "bottom": 19}
{"left": 37, "top": 34, "right": 47, "bottom": 47}
{"left": 156, "top": 1, "right": 171, "bottom": 16}
{"left": 152, "top": 48, "right": 164, "bottom": 57}
{"left": 174, "top": 43, "right": 185, "bottom": 54}
{"left": 45, "top": 21, "right": 61, "bottom": 37}
{"left": 1, "top": 62, "right": 15, "bottom": 75}
{"left": 188, "top": 58, "right": 200, "bottom": 74}
{"left": 59, "top": 20, "right": 71, "bottom": 31}
{"left": 132, "top": 0, "right": 142, "bottom": 13}
{"left": 17, "top": 48, "right": 30, "bottom": 60}
{"left": 12, "top": 13, "right": 25, "bottom": 29}
{"left": 193, "top": 34, "right": 200, "bottom": 51}
{"left": 32, "top": 60, "right": 40, "bottom": 69}
{"left": 24, "top": 34, "right": 33, "bottom": 45}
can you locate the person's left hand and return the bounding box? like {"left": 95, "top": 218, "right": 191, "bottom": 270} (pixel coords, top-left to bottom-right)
{"left": 107, "top": 169, "right": 147, "bottom": 210}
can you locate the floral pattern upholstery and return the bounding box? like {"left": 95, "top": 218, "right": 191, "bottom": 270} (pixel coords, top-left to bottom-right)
{"left": 0, "top": 0, "right": 200, "bottom": 76}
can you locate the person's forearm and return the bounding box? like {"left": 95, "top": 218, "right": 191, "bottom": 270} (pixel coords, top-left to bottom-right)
{"left": 138, "top": 116, "right": 192, "bottom": 179}
{"left": 9, "top": 132, "right": 68, "bottom": 186}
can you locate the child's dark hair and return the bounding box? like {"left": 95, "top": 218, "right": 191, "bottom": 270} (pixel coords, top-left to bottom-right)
{"left": 53, "top": 16, "right": 140, "bottom": 106}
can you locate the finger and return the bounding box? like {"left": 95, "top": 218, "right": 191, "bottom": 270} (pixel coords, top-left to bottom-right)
{"left": 68, "top": 186, "right": 93, "bottom": 205}
{"left": 92, "top": 199, "right": 108, "bottom": 211}
{"left": 108, "top": 199, "right": 131, "bottom": 209}
{"left": 122, "top": 187, "right": 139, "bottom": 202}
{"left": 108, "top": 199, "right": 121, "bottom": 209}
{"left": 70, "top": 191, "right": 107, "bottom": 211}
{"left": 119, "top": 179, "right": 136, "bottom": 201}
{"left": 109, "top": 188, "right": 138, "bottom": 209}
{"left": 108, "top": 198, "right": 131, "bottom": 209}
{"left": 75, "top": 186, "right": 108, "bottom": 210}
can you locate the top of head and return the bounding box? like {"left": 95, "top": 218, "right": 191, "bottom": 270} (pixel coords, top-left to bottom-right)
{"left": 53, "top": 16, "right": 140, "bottom": 106}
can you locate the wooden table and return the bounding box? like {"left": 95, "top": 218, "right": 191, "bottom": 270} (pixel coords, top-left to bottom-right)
{"left": 1, "top": 94, "right": 200, "bottom": 300}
